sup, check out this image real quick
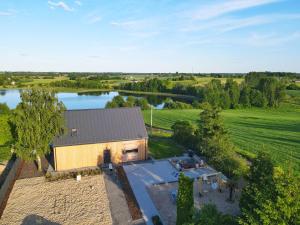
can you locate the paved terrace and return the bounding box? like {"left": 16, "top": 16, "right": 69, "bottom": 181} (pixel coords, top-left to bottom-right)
{"left": 123, "top": 160, "right": 218, "bottom": 225}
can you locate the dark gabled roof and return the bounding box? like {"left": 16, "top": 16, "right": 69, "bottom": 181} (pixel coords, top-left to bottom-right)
{"left": 53, "top": 107, "right": 148, "bottom": 147}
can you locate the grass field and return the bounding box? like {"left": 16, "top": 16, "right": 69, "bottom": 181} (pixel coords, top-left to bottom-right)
{"left": 0, "top": 114, "right": 13, "bottom": 162}
{"left": 148, "top": 130, "right": 185, "bottom": 159}
{"left": 143, "top": 105, "right": 300, "bottom": 171}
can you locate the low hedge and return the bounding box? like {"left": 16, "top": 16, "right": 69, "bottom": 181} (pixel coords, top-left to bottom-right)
{"left": 45, "top": 168, "right": 102, "bottom": 182}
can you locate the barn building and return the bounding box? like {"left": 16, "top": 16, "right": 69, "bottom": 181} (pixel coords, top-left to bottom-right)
{"left": 52, "top": 107, "right": 148, "bottom": 171}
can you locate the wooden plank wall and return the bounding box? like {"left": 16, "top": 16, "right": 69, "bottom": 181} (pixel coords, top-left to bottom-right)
{"left": 54, "top": 139, "right": 147, "bottom": 171}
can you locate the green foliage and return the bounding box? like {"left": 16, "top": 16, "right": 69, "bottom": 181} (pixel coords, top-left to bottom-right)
{"left": 225, "top": 79, "right": 240, "bottom": 109}
{"left": 105, "top": 95, "right": 150, "bottom": 110}
{"left": 287, "top": 83, "right": 300, "bottom": 90}
{"left": 171, "top": 121, "right": 196, "bottom": 149}
{"left": 197, "top": 104, "right": 247, "bottom": 178}
{"left": 120, "top": 78, "right": 168, "bottom": 92}
{"left": 12, "top": 89, "right": 66, "bottom": 162}
{"left": 239, "top": 85, "right": 251, "bottom": 107}
{"left": 0, "top": 103, "right": 10, "bottom": 115}
{"left": 186, "top": 204, "right": 238, "bottom": 225}
{"left": 143, "top": 106, "right": 300, "bottom": 172}
{"left": 50, "top": 79, "right": 109, "bottom": 89}
{"left": 177, "top": 173, "right": 194, "bottom": 225}
{"left": 0, "top": 114, "right": 13, "bottom": 162}
{"left": 239, "top": 152, "right": 300, "bottom": 225}
{"left": 45, "top": 167, "right": 102, "bottom": 182}
{"left": 164, "top": 98, "right": 193, "bottom": 109}
{"left": 149, "top": 131, "right": 185, "bottom": 159}
{"left": 250, "top": 89, "right": 267, "bottom": 107}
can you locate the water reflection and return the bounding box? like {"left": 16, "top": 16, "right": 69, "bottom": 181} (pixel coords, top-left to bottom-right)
{"left": 0, "top": 89, "right": 192, "bottom": 110}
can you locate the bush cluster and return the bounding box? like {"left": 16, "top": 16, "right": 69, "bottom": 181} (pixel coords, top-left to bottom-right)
{"left": 45, "top": 168, "right": 102, "bottom": 182}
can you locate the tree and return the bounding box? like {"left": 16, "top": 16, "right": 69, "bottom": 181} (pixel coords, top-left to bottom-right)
{"left": 221, "top": 91, "right": 231, "bottom": 109}
{"left": 203, "top": 79, "right": 223, "bottom": 107}
{"left": 0, "top": 103, "right": 10, "bottom": 114}
{"left": 187, "top": 204, "right": 238, "bottom": 225}
{"left": 250, "top": 89, "right": 267, "bottom": 107}
{"left": 177, "top": 173, "right": 194, "bottom": 225}
{"left": 171, "top": 121, "right": 196, "bottom": 149}
{"left": 239, "top": 152, "right": 300, "bottom": 225}
{"left": 13, "top": 89, "right": 65, "bottom": 171}
{"left": 197, "top": 103, "right": 247, "bottom": 187}
{"left": 197, "top": 103, "right": 227, "bottom": 158}
{"left": 239, "top": 85, "right": 251, "bottom": 107}
{"left": 225, "top": 79, "right": 240, "bottom": 109}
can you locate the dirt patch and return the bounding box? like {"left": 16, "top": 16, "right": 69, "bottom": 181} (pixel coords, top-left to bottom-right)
{"left": 116, "top": 166, "right": 143, "bottom": 220}
{"left": 0, "top": 175, "right": 112, "bottom": 225}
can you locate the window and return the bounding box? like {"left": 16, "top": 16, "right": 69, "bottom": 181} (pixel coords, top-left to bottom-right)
{"left": 123, "top": 149, "right": 138, "bottom": 154}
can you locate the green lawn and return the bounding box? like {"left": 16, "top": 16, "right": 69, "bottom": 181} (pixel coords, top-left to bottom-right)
{"left": 143, "top": 105, "right": 300, "bottom": 171}
{"left": 149, "top": 130, "right": 185, "bottom": 159}
{"left": 0, "top": 114, "right": 13, "bottom": 162}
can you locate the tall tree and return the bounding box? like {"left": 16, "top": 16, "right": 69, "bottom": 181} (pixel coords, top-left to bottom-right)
{"left": 13, "top": 89, "right": 65, "bottom": 171}
{"left": 197, "top": 103, "right": 227, "bottom": 158}
{"left": 177, "top": 173, "right": 194, "bottom": 225}
{"left": 239, "top": 152, "right": 300, "bottom": 225}
{"left": 171, "top": 120, "right": 196, "bottom": 149}
{"left": 225, "top": 79, "right": 240, "bottom": 109}
{"left": 239, "top": 84, "right": 251, "bottom": 107}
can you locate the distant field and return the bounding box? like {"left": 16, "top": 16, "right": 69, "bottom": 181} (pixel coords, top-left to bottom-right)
{"left": 168, "top": 77, "right": 244, "bottom": 88}
{"left": 143, "top": 105, "right": 300, "bottom": 171}
{"left": 0, "top": 115, "right": 13, "bottom": 162}
{"left": 24, "top": 76, "right": 69, "bottom": 85}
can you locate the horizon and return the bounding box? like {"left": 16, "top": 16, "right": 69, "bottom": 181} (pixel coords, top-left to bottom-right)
{"left": 1, "top": 0, "right": 300, "bottom": 73}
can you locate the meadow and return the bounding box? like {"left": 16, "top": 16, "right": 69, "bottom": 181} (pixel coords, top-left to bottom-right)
{"left": 143, "top": 104, "right": 300, "bottom": 172}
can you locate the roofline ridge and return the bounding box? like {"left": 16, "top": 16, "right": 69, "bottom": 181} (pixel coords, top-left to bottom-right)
{"left": 65, "top": 107, "right": 141, "bottom": 112}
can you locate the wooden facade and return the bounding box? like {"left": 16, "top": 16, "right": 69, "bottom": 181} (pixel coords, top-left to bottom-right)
{"left": 54, "top": 138, "right": 148, "bottom": 171}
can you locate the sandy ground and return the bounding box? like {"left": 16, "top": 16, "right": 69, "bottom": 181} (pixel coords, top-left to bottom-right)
{"left": 148, "top": 181, "right": 241, "bottom": 225}
{"left": 1, "top": 175, "right": 112, "bottom": 225}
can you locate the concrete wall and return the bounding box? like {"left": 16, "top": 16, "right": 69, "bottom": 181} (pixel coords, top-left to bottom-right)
{"left": 0, "top": 158, "right": 23, "bottom": 218}
{"left": 54, "top": 138, "right": 148, "bottom": 171}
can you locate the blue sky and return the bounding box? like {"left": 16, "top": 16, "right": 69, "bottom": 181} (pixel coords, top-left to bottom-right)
{"left": 0, "top": 0, "right": 300, "bottom": 73}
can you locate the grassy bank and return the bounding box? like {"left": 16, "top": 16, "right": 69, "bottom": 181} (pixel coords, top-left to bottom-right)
{"left": 143, "top": 105, "right": 300, "bottom": 171}
{"left": 0, "top": 114, "right": 13, "bottom": 162}
{"left": 148, "top": 130, "right": 185, "bottom": 159}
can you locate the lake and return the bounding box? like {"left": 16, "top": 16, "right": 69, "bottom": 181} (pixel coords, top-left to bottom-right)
{"left": 0, "top": 89, "right": 193, "bottom": 110}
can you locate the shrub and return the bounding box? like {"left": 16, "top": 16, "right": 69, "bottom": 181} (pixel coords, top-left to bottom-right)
{"left": 45, "top": 168, "right": 102, "bottom": 182}
{"left": 0, "top": 103, "right": 10, "bottom": 114}
{"left": 152, "top": 215, "right": 163, "bottom": 225}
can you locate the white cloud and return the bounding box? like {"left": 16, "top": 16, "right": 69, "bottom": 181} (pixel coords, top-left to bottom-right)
{"left": 75, "top": 1, "right": 82, "bottom": 6}
{"left": 189, "top": 0, "right": 280, "bottom": 20}
{"left": 88, "top": 16, "right": 101, "bottom": 24}
{"left": 86, "top": 11, "right": 102, "bottom": 24}
{"left": 182, "top": 13, "right": 300, "bottom": 33}
{"left": 48, "top": 1, "right": 74, "bottom": 12}
{"left": 110, "top": 20, "right": 140, "bottom": 29}
{"left": 0, "top": 10, "right": 16, "bottom": 16}
{"left": 247, "top": 32, "right": 300, "bottom": 46}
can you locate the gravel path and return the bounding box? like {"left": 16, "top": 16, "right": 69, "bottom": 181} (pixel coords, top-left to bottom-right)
{"left": 1, "top": 175, "right": 112, "bottom": 225}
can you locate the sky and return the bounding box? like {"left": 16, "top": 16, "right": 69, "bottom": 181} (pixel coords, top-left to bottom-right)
{"left": 0, "top": 0, "right": 300, "bottom": 73}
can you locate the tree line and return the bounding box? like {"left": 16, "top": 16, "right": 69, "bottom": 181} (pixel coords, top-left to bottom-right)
{"left": 50, "top": 79, "right": 109, "bottom": 89}
{"left": 119, "top": 73, "right": 289, "bottom": 108}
